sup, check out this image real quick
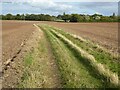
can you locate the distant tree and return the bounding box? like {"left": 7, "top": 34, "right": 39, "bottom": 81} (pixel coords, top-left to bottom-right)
{"left": 84, "top": 15, "right": 90, "bottom": 21}
{"left": 57, "top": 15, "right": 62, "bottom": 19}
{"left": 45, "top": 14, "right": 52, "bottom": 21}
{"left": 15, "top": 14, "right": 21, "bottom": 20}
{"left": 0, "top": 15, "right": 2, "bottom": 20}
{"left": 63, "top": 12, "right": 66, "bottom": 16}
{"left": 6, "top": 14, "right": 13, "bottom": 20}
{"left": 91, "top": 14, "right": 102, "bottom": 21}
{"left": 21, "top": 14, "right": 25, "bottom": 20}
{"left": 51, "top": 16, "right": 57, "bottom": 21}
{"left": 1, "top": 15, "right": 6, "bottom": 20}
{"left": 1, "top": 13, "right": 119, "bottom": 22}
{"left": 61, "top": 12, "right": 71, "bottom": 22}
{"left": 100, "top": 16, "right": 110, "bottom": 22}
{"left": 70, "top": 14, "right": 81, "bottom": 22}
{"left": 25, "top": 14, "right": 30, "bottom": 20}
{"left": 113, "top": 13, "right": 116, "bottom": 17}
{"left": 118, "top": 16, "right": 120, "bottom": 22}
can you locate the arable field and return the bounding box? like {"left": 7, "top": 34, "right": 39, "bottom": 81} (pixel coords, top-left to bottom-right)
{"left": 2, "top": 20, "right": 119, "bottom": 88}
{"left": 2, "top": 20, "right": 39, "bottom": 63}
{"left": 2, "top": 20, "right": 39, "bottom": 87}
{"left": 43, "top": 22, "right": 118, "bottom": 54}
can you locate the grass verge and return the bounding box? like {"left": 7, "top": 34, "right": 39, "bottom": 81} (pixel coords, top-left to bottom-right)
{"left": 39, "top": 25, "right": 118, "bottom": 88}
{"left": 18, "top": 27, "right": 61, "bottom": 88}
{"left": 18, "top": 52, "right": 34, "bottom": 88}
{"left": 47, "top": 25, "right": 119, "bottom": 74}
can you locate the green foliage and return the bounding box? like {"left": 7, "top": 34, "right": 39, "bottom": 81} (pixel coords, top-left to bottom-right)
{"left": 1, "top": 14, "right": 56, "bottom": 21}
{"left": 57, "top": 13, "right": 118, "bottom": 22}
{"left": 40, "top": 25, "right": 117, "bottom": 88}
{"left": 5, "top": 14, "right": 14, "bottom": 20}
{"left": 62, "top": 15, "right": 70, "bottom": 22}
{"left": 24, "top": 53, "right": 33, "bottom": 67}
{"left": 50, "top": 26, "right": 119, "bottom": 73}
{"left": 70, "top": 14, "right": 84, "bottom": 22}
{"left": 1, "top": 13, "right": 119, "bottom": 22}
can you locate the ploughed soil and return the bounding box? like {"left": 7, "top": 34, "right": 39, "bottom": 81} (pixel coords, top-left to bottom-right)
{"left": 2, "top": 21, "right": 118, "bottom": 60}
{"left": 2, "top": 20, "right": 61, "bottom": 88}
{"left": 1, "top": 20, "right": 118, "bottom": 88}
{"left": 2, "top": 20, "right": 38, "bottom": 87}
{"left": 2, "top": 20, "right": 39, "bottom": 63}
{"left": 44, "top": 22, "right": 118, "bottom": 54}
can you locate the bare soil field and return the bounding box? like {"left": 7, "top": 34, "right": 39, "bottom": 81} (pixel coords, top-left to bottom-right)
{"left": 2, "top": 20, "right": 61, "bottom": 88}
{"left": 2, "top": 20, "right": 38, "bottom": 87}
{"left": 1, "top": 20, "right": 118, "bottom": 88}
{"left": 44, "top": 22, "right": 118, "bottom": 54}
{"left": 2, "top": 21, "right": 118, "bottom": 56}
{"left": 2, "top": 20, "right": 39, "bottom": 63}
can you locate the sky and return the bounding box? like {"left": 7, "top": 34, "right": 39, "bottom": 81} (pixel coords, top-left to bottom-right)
{"left": 0, "top": 0, "right": 119, "bottom": 16}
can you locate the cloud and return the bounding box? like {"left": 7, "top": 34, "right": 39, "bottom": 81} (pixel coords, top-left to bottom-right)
{"left": 1, "top": 0, "right": 118, "bottom": 16}
{"left": 77, "top": 2, "right": 118, "bottom": 15}
{"left": 29, "top": 0, "right": 72, "bottom": 12}
{"left": 54, "top": 0, "right": 119, "bottom": 2}
{"left": 2, "top": 0, "right": 119, "bottom": 2}
{"left": 1, "top": 0, "right": 73, "bottom": 12}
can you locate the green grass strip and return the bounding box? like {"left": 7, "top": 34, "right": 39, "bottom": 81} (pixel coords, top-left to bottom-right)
{"left": 40, "top": 25, "right": 118, "bottom": 88}
{"left": 50, "top": 27, "right": 119, "bottom": 86}
{"left": 47, "top": 25, "right": 119, "bottom": 74}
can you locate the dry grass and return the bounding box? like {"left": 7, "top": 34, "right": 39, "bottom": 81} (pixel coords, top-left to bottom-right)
{"left": 50, "top": 28, "right": 119, "bottom": 86}
{"left": 50, "top": 25, "right": 119, "bottom": 74}
{"left": 18, "top": 25, "right": 61, "bottom": 88}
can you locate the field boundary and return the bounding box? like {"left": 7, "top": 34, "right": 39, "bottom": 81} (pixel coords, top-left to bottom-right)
{"left": 50, "top": 28, "right": 119, "bottom": 86}
{"left": 50, "top": 26, "right": 118, "bottom": 58}
{"left": 39, "top": 24, "right": 119, "bottom": 86}
{"left": 18, "top": 24, "right": 61, "bottom": 88}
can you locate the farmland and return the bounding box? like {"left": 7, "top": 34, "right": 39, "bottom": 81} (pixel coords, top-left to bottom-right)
{"left": 2, "top": 21, "right": 119, "bottom": 88}
{"left": 43, "top": 22, "right": 118, "bottom": 54}
{"left": 2, "top": 20, "right": 37, "bottom": 63}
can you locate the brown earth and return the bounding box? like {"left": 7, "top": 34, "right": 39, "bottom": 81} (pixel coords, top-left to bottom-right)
{"left": 2, "top": 20, "right": 61, "bottom": 88}
{"left": 2, "top": 20, "right": 118, "bottom": 68}
{"left": 44, "top": 22, "right": 118, "bottom": 54}
{"left": 2, "top": 20, "right": 39, "bottom": 63}
{"left": 1, "top": 20, "right": 118, "bottom": 88}
{"left": 2, "top": 20, "right": 38, "bottom": 87}
{"left": 2, "top": 20, "right": 118, "bottom": 67}
{"left": 18, "top": 25, "right": 61, "bottom": 88}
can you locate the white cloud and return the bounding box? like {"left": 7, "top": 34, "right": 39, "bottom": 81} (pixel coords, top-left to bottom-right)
{"left": 54, "top": 0, "right": 119, "bottom": 2}
{"left": 95, "top": 12, "right": 102, "bottom": 15}
{"left": 1, "top": 0, "right": 119, "bottom": 3}
{"left": 1, "top": 0, "right": 118, "bottom": 15}
{"left": 29, "top": 0, "right": 72, "bottom": 12}
{"left": 2, "top": 0, "right": 73, "bottom": 12}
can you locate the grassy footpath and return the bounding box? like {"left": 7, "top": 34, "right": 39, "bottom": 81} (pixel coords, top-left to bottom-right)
{"left": 39, "top": 25, "right": 118, "bottom": 88}
{"left": 49, "top": 26, "right": 119, "bottom": 74}
{"left": 18, "top": 28, "right": 61, "bottom": 88}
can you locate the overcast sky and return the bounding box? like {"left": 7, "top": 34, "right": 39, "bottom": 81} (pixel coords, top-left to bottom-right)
{"left": 0, "top": 0, "right": 118, "bottom": 16}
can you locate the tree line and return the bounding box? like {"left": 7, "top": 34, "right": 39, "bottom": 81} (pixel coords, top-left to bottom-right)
{"left": 0, "top": 14, "right": 55, "bottom": 21}
{"left": 57, "top": 12, "right": 118, "bottom": 22}
{"left": 0, "top": 13, "right": 119, "bottom": 22}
